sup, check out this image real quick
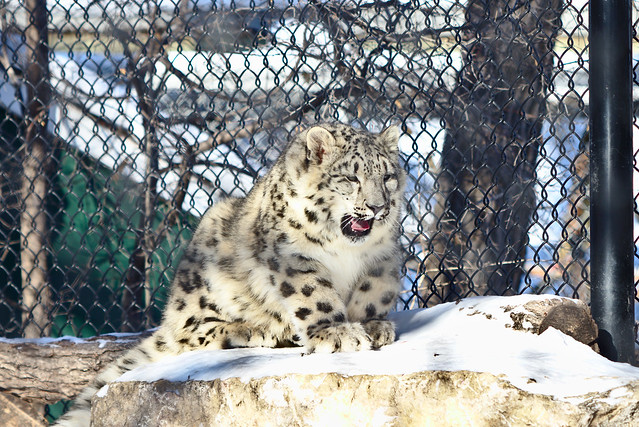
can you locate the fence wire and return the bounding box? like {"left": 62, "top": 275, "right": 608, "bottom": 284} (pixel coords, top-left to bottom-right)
{"left": 0, "top": 0, "right": 637, "bottom": 355}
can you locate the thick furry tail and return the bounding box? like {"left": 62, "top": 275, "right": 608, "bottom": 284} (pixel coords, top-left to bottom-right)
{"left": 55, "top": 334, "right": 160, "bottom": 426}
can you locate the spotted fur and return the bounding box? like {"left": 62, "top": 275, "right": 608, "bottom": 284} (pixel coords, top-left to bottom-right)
{"left": 57, "top": 123, "right": 405, "bottom": 425}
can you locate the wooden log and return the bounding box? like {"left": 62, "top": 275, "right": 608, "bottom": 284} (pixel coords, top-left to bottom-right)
{"left": 0, "top": 392, "right": 47, "bottom": 427}
{"left": 0, "top": 332, "right": 150, "bottom": 403}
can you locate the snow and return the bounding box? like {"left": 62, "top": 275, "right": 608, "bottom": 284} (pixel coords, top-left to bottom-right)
{"left": 0, "top": 331, "right": 145, "bottom": 346}
{"left": 95, "top": 384, "right": 110, "bottom": 398}
{"left": 115, "top": 295, "right": 639, "bottom": 401}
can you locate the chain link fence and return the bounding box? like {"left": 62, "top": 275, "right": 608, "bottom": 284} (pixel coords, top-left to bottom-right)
{"left": 0, "top": 0, "right": 637, "bottom": 356}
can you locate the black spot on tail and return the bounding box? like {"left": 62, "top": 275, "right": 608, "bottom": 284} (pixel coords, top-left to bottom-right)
{"left": 121, "top": 358, "right": 135, "bottom": 366}
{"left": 155, "top": 338, "right": 167, "bottom": 351}
{"left": 137, "top": 347, "right": 150, "bottom": 359}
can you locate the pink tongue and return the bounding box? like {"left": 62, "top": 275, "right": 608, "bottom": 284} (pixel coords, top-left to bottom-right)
{"left": 350, "top": 218, "right": 370, "bottom": 232}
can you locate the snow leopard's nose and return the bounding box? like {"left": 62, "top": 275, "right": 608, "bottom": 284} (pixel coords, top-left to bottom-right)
{"left": 366, "top": 203, "right": 385, "bottom": 216}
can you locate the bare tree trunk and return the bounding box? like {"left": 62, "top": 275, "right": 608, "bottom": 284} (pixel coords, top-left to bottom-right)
{"left": 423, "top": 0, "right": 563, "bottom": 304}
{"left": 20, "top": 0, "right": 52, "bottom": 338}
{"left": 122, "top": 102, "right": 159, "bottom": 332}
{"left": 121, "top": 95, "right": 159, "bottom": 332}
{"left": 121, "top": 14, "right": 164, "bottom": 332}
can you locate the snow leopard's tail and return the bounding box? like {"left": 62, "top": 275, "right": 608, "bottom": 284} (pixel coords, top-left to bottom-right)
{"left": 55, "top": 334, "right": 161, "bottom": 427}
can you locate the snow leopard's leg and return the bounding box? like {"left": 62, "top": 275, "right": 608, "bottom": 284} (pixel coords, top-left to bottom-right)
{"left": 347, "top": 261, "right": 401, "bottom": 349}
{"left": 171, "top": 318, "right": 280, "bottom": 350}
{"left": 272, "top": 272, "right": 372, "bottom": 353}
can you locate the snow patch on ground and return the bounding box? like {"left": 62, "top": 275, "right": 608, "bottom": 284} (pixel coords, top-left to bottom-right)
{"left": 116, "top": 295, "right": 639, "bottom": 401}
{"left": 95, "top": 384, "right": 109, "bottom": 398}
{"left": 0, "top": 331, "right": 147, "bottom": 346}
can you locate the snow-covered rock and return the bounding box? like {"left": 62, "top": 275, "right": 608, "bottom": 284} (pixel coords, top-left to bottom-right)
{"left": 91, "top": 295, "right": 639, "bottom": 426}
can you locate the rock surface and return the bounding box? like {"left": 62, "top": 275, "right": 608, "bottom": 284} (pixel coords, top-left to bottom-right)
{"left": 89, "top": 296, "right": 639, "bottom": 426}
{"left": 92, "top": 372, "right": 639, "bottom": 426}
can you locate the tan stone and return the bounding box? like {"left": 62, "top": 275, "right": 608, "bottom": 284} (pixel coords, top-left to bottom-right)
{"left": 91, "top": 371, "right": 639, "bottom": 427}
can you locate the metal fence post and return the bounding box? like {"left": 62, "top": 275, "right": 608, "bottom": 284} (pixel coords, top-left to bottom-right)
{"left": 589, "top": 0, "right": 635, "bottom": 363}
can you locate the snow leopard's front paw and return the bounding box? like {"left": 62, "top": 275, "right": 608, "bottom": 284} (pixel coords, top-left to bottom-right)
{"left": 206, "top": 322, "right": 279, "bottom": 349}
{"left": 307, "top": 322, "right": 372, "bottom": 353}
{"left": 362, "top": 319, "right": 396, "bottom": 349}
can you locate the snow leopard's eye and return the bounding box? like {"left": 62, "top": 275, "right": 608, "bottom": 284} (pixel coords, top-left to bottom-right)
{"left": 384, "top": 173, "right": 396, "bottom": 182}
{"left": 345, "top": 176, "right": 359, "bottom": 183}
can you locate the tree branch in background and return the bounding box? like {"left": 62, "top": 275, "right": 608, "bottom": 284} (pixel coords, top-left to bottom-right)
{"left": 20, "top": 0, "right": 53, "bottom": 338}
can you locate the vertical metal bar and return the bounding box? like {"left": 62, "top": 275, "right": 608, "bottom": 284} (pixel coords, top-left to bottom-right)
{"left": 589, "top": 0, "right": 635, "bottom": 363}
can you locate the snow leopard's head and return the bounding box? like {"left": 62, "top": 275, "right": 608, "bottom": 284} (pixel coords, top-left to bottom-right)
{"left": 301, "top": 123, "right": 405, "bottom": 243}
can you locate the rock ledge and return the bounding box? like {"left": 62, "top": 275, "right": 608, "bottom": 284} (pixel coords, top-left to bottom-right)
{"left": 92, "top": 371, "right": 639, "bottom": 426}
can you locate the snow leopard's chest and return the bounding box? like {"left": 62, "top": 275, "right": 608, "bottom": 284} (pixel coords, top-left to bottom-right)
{"left": 302, "top": 240, "right": 386, "bottom": 302}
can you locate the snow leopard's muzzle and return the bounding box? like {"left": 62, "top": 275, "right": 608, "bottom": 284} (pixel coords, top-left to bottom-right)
{"left": 340, "top": 204, "right": 390, "bottom": 239}
{"left": 341, "top": 214, "right": 374, "bottom": 238}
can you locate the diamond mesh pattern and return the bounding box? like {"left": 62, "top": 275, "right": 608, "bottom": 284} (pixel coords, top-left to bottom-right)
{"left": 0, "top": 0, "right": 636, "bottom": 353}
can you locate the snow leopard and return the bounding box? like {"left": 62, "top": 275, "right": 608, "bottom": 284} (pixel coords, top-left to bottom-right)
{"left": 57, "top": 123, "right": 405, "bottom": 426}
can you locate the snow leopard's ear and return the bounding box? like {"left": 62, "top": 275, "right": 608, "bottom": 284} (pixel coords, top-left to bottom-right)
{"left": 379, "top": 125, "right": 400, "bottom": 152}
{"left": 306, "top": 126, "right": 336, "bottom": 164}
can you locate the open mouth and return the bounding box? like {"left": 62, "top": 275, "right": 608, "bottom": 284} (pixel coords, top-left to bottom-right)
{"left": 341, "top": 215, "right": 374, "bottom": 238}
